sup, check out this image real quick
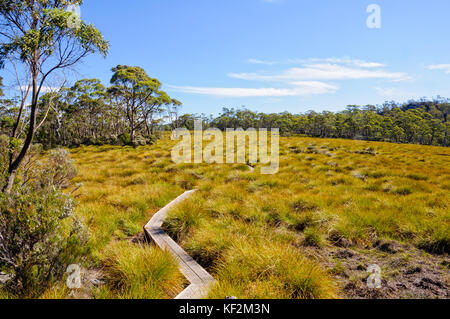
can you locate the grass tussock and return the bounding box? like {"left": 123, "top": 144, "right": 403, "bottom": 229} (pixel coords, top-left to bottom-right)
{"left": 100, "top": 242, "right": 185, "bottom": 299}
{"left": 208, "top": 242, "right": 337, "bottom": 299}
{"left": 67, "top": 136, "right": 449, "bottom": 299}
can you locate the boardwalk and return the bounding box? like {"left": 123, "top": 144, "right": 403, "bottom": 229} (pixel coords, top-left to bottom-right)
{"left": 144, "top": 190, "right": 216, "bottom": 299}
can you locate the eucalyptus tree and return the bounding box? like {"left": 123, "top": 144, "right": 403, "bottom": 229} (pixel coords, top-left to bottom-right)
{"left": 0, "top": 0, "right": 108, "bottom": 193}
{"left": 141, "top": 90, "right": 170, "bottom": 136}
{"left": 70, "top": 79, "right": 107, "bottom": 141}
{"left": 167, "top": 99, "right": 183, "bottom": 129}
{"left": 109, "top": 65, "right": 171, "bottom": 145}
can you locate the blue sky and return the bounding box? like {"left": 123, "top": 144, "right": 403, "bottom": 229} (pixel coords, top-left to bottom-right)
{"left": 31, "top": 1, "right": 450, "bottom": 115}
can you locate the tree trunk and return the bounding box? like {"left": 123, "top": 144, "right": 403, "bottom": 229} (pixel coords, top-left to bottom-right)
{"left": 3, "top": 71, "right": 39, "bottom": 194}
{"left": 130, "top": 126, "right": 135, "bottom": 145}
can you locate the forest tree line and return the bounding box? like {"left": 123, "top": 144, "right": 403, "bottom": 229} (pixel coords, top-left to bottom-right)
{"left": 1, "top": 72, "right": 449, "bottom": 148}
{"left": 0, "top": 66, "right": 183, "bottom": 149}
{"left": 177, "top": 100, "right": 449, "bottom": 147}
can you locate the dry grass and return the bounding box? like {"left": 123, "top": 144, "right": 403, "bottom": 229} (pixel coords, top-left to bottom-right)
{"left": 62, "top": 136, "right": 449, "bottom": 299}
{"left": 67, "top": 143, "right": 190, "bottom": 299}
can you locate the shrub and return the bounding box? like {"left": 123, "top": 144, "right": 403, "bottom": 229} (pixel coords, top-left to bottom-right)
{"left": 118, "top": 133, "right": 132, "bottom": 146}
{"left": 0, "top": 146, "right": 88, "bottom": 298}
{"left": 0, "top": 134, "right": 9, "bottom": 185}
{"left": 0, "top": 187, "right": 89, "bottom": 298}
{"left": 134, "top": 135, "right": 148, "bottom": 146}
{"left": 41, "top": 149, "right": 78, "bottom": 189}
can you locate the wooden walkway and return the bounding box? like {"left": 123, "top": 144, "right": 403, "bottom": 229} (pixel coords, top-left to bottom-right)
{"left": 143, "top": 190, "right": 216, "bottom": 299}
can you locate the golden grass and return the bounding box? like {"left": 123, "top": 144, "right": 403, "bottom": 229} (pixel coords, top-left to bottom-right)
{"left": 98, "top": 241, "right": 185, "bottom": 299}
{"left": 67, "top": 136, "right": 449, "bottom": 299}
{"left": 68, "top": 144, "right": 188, "bottom": 298}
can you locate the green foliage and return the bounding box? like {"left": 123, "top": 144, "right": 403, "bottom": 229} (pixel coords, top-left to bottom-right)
{"left": 200, "top": 102, "right": 449, "bottom": 147}
{"left": 0, "top": 186, "right": 89, "bottom": 298}
{"left": 0, "top": 145, "right": 88, "bottom": 298}
{"left": 108, "top": 65, "right": 173, "bottom": 145}
{"left": 27, "top": 80, "right": 449, "bottom": 150}
{"left": 33, "top": 71, "right": 177, "bottom": 148}
{"left": 0, "top": 1, "right": 108, "bottom": 67}
{"left": 40, "top": 149, "right": 78, "bottom": 189}
{"left": 0, "top": 134, "right": 9, "bottom": 184}
{"left": 118, "top": 133, "right": 132, "bottom": 146}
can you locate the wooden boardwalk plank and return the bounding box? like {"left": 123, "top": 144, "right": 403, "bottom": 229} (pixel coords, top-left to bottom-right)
{"left": 144, "top": 190, "right": 216, "bottom": 299}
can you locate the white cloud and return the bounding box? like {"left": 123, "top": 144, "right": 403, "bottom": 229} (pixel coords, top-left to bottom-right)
{"left": 172, "top": 57, "right": 409, "bottom": 99}
{"left": 427, "top": 64, "right": 450, "bottom": 74}
{"left": 169, "top": 81, "right": 338, "bottom": 97}
{"left": 287, "top": 57, "right": 386, "bottom": 68}
{"left": 247, "top": 58, "right": 278, "bottom": 65}
{"left": 352, "top": 61, "right": 386, "bottom": 68}
{"left": 229, "top": 63, "right": 410, "bottom": 82}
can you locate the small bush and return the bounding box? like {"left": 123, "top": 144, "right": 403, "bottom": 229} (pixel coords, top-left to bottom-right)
{"left": 185, "top": 235, "right": 228, "bottom": 271}
{"left": 0, "top": 135, "right": 10, "bottom": 185}
{"left": 41, "top": 149, "right": 78, "bottom": 189}
{"left": 118, "top": 133, "right": 132, "bottom": 146}
{"left": 0, "top": 147, "right": 87, "bottom": 298}
{"left": 0, "top": 188, "right": 89, "bottom": 298}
